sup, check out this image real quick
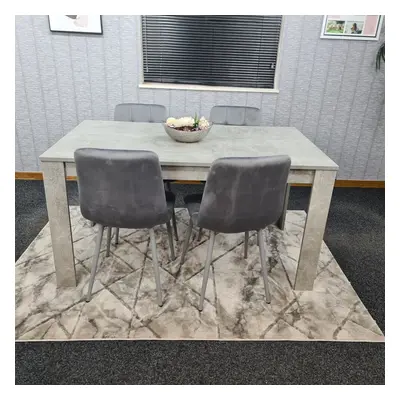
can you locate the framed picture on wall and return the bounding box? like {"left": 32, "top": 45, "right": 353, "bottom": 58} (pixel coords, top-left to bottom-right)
{"left": 320, "top": 15, "right": 383, "bottom": 40}
{"left": 48, "top": 15, "right": 103, "bottom": 34}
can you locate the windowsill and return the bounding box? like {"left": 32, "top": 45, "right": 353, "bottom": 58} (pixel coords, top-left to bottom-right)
{"left": 139, "top": 82, "right": 280, "bottom": 94}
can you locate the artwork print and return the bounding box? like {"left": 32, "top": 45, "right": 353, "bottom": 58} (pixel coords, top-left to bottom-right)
{"left": 321, "top": 15, "right": 383, "bottom": 40}
{"left": 48, "top": 15, "right": 103, "bottom": 34}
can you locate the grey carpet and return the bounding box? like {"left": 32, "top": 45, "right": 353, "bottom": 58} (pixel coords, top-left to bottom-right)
{"left": 15, "top": 341, "right": 383, "bottom": 385}
{"left": 15, "top": 180, "right": 384, "bottom": 384}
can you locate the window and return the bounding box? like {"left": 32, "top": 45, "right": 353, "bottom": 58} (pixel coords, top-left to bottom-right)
{"left": 141, "top": 15, "right": 282, "bottom": 90}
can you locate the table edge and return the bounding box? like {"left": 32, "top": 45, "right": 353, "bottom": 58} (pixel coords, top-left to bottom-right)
{"left": 39, "top": 157, "right": 339, "bottom": 171}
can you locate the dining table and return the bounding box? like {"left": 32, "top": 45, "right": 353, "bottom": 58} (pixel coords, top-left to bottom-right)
{"left": 39, "top": 120, "right": 338, "bottom": 291}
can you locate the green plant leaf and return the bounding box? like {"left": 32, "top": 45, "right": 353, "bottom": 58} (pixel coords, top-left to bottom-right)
{"left": 376, "top": 42, "right": 385, "bottom": 71}
{"left": 193, "top": 112, "right": 199, "bottom": 128}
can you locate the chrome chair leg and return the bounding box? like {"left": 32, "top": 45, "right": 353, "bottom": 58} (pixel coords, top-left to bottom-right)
{"left": 165, "top": 181, "right": 172, "bottom": 192}
{"left": 115, "top": 228, "right": 119, "bottom": 245}
{"left": 199, "top": 231, "right": 216, "bottom": 311}
{"left": 180, "top": 217, "right": 193, "bottom": 266}
{"left": 106, "top": 226, "right": 112, "bottom": 257}
{"left": 86, "top": 224, "right": 104, "bottom": 302}
{"left": 197, "top": 228, "right": 203, "bottom": 242}
{"left": 166, "top": 220, "right": 176, "bottom": 261}
{"left": 172, "top": 208, "right": 179, "bottom": 241}
{"left": 258, "top": 229, "right": 271, "bottom": 303}
{"left": 149, "top": 228, "right": 163, "bottom": 306}
{"left": 244, "top": 231, "right": 249, "bottom": 258}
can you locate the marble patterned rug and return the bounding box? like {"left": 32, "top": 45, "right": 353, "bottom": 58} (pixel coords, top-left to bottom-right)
{"left": 15, "top": 207, "right": 384, "bottom": 342}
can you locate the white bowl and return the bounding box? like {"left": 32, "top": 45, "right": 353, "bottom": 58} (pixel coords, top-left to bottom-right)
{"left": 163, "top": 123, "right": 212, "bottom": 143}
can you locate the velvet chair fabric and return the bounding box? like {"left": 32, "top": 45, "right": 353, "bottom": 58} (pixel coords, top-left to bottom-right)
{"left": 210, "top": 105, "right": 261, "bottom": 126}
{"left": 114, "top": 103, "right": 167, "bottom": 123}
{"left": 196, "top": 155, "right": 291, "bottom": 233}
{"left": 74, "top": 148, "right": 171, "bottom": 229}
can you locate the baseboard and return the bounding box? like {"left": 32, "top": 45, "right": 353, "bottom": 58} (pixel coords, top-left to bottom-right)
{"left": 332, "top": 180, "right": 385, "bottom": 188}
{"left": 15, "top": 172, "right": 385, "bottom": 188}
{"left": 286, "top": 180, "right": 384, "bottom": 188}
{"left": 15, "top": 172, "right": 77, "bottom": 181}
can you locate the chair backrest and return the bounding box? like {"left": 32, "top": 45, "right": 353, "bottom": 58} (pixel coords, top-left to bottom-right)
{"left": 209, "top": 106, "right": 261, "bottom": 126}
{"left": 74, "top": 148, "right": 168, "bottom": 229}
{"left": 114, "top": 103, "right": 167, "bottom": 123}
{"left": 197, "top": 155, "right": 291, "bottom": 233}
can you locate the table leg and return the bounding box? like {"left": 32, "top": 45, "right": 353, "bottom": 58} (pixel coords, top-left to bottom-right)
{"left": 294, "top": 170, "right": 336, "bottom": 290}
{"left": 42, "top": 161, "right": 76, "bottom": 287}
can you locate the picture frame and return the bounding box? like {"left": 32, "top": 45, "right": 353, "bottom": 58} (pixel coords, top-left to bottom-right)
{"left": 320, "top": 15, "right": 383, "bottom": 41}
{"left": 48, "top": 15, "right": 103, "bottom": 35}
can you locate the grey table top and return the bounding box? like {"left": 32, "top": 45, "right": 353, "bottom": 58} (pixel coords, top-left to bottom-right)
{"left": 40, "top": 120, "right": 338, "bottom": 171}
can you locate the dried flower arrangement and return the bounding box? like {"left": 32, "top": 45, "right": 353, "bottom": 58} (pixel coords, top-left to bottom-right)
{"left": 165, "top": 114, "right": 210, "bottom": 132}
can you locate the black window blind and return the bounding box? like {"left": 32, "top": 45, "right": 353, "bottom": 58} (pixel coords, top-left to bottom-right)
{"left": 141, "top": 15, "right": 282, "bottom": 89}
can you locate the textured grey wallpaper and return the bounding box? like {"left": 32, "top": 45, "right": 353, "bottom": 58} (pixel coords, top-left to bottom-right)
{"left": 15, "top": 15, "right": 385, "bottom": 180}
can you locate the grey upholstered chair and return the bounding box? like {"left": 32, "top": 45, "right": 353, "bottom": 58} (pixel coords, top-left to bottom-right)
{"left": 114, "top": 103, "right": 167, "bottom": 123}
{"left": 210, "top": 105, "right": 262, "bottom": 126}
{"left": 180, "top": 155, "right": 291, "bottom": 311}
{"left": 113, "top": 103, "right": 177, "bottom": 240}
{"left": 209, "top": 105, "right": 290, "bottom": 230}
{"left": 74, "top": 148, "right": 176, "bottom": 306}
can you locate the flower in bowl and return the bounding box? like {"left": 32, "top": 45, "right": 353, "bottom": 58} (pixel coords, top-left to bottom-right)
{"left": 166, "top": 115, "right": 210, "bottom": 131}
{"left": 164, "top": 114, "right": 212, "bottom": 143}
